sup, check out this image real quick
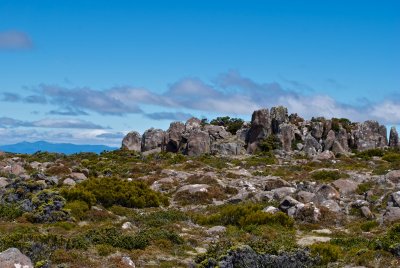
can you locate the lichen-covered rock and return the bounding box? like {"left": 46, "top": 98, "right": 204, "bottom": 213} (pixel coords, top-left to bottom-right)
{"left": 383, "top": 207, "right": 400, "bottom": 223}
{"left": 352, "top": 121, "right": 387, "bottom": 151}
{"left": 211, "top": 141, "right": 244, "bottom": 155}
{"left": 389, "top": 126, "right": 399, "bottom": 148}
{"left": 141, "top": 128, "right": 165, "bottom": 152}
{"left": 264, "top": 177, "right": 291, "bottom": 191}
{"left": 324, "top": 130, "right": 336, "bottom": 151}
{"left": 332, "top": 179, "right": 358, "bottom": 195}
{"left": 386, "top": 170, "right": 400, "bottom": 183}
{"left": 311, "top": 121, "right": 324, "bottom": 139}
{"left": 0, "top": 248, "right": 33, "bottom": 268}
{"left": 185, "top": 117, "right": 202, "bottom": 131}
{"left": 121, "top": 131, "right": 142, "bottom": 152}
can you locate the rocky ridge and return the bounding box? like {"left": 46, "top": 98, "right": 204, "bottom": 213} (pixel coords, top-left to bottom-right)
{"left": 122, "top": 106, "right": 393, "bottom": 157}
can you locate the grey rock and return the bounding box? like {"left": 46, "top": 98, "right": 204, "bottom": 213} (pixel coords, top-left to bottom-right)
{"left": 236, "top": 127, "right": 249, "bottom": 143}
{"left": 0, "top": 248, "right": 33, "bottom": 268}
{"left": 279, "top": 196, "right": 301, "bottom": 212}
{"left": 353, "top": 121, "right": 387, "bottom": 151}
{"left": 272, "top": 187, "right": 296, "bottom": 200}
{"left": 391, "top": 191, "right": 400, "bottom": 207}
{"left": 263, "top": 206, "right": 280, "bottom": 214}
{"left": 62, "top": 178, "right": 76, "bottom": 186}
{"left": 70, "top": 172, "right": 87, "bottom": 181}
{"left": 294, "top": 203, "right": 321, "bottom": 223}
{"left": 279, "top": 123, "right": 294, "bottom": 152}
{"left": 324, "top": 130, "right": 336, "bottom": 151}
{"left": 383, "top": 207, "right": 400, "bottom": 223}
{"left": 270, "top": 106, "right": 289, "bottom": 134}
{"left": 186, "top": 130, "right": 211, "bottom": 156}
{"left": 177, "top": 184, "right": 210, "bottom": 194}
{"left": 121, "top": 131, "right": 142, "bottom": 152}
{"left": 320, "top": 200, "right": 341, "bottom": 213}
{"left": 165, "top": 122, "right": 185, "bottom": 153}
{"left": 304, "top": 134, "right": 322, "bottom": 156}
{"left": 205, "top": 125, "right": 231, "bottom": 140}
{"left": 297, "top": 191, "right": 316, "bottom": 203}
{"left": 185, "top": 117, "right": 202, "bottom": 131}
{"left": 332, "top": 179, "right": 358, "bottom": 195}
{"left": 311, "top": 121, "right": 324, "bottom": 139}
{"left": 314, "top": 184, "right": 340, "bottom": 203}
{"left": 389, "top": 126, "right": 399, "bottom": 148}
{"left": 264, "top": 177, "right": 291, "bottom": 191}
{"left": 247, "top": 109, "right": 271, "bottom": 153}
{"left": 121, "top": 256, "right": 136, "bottom": 267}
{"left": 0, "top": 177, "right": 9, "bottom": 188}
{"left": 142, "top": 128, "right": 165, "bottom": 152}
{"left": 386, "top": 170, "right": 400, "bottom": 183}
{"left": 206, "top": 226, "right": 227, "bottom": 234}
{"left": 211, "top": 141, "right": 244, "bottom": 155}
{"left": 314, "top": 150, "right": 335, "bottom": 161}
{"left": 360, "top": 206, "right": 374, "bottom": 219}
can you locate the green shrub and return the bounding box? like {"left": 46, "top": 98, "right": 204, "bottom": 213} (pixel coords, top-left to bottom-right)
{"left": 259, "top": 135, "right": 282, "bottom": 152}
{"left": 355, "top": 149, "right": 384, "bottom": 160}
{"left": 310, "top": 243, "right": 341, "bottom": 265}
{"left": 65, "top": 200, "right": 89, "bottom": 220}
{"left": 355, "top": 181, "right": 374, "bottom": 195}
{"left": 382, "top": 152, "right": 400, "bottom": 163}
{"left": 0, "top": 204, "right": 23, "bottom": 220}
{"left": 360, "top": 220, "right": 379, "bottom": 232}
{"left": 61, "top": 177, "right": 168, "bottom": 208}
{"left": 196, "top": 203, "right": 293, "bottom": 228}
{"left": 311, "top": 170, "right": 348, "bottom": 182}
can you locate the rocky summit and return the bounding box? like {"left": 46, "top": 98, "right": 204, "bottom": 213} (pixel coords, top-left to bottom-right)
{"left": 1, "top": 106, "right": 400, "bottom": 267}
{"left": 122, "top": 106, "right": 393, "bottom": 157}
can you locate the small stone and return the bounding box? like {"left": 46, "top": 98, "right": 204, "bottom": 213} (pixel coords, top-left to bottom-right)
{"left": 63, "top": 178, "right": 76, "bottom": 186}
{"left": 360, "top": 206, "right": 374, "bottom": 219}
{"left": 121, "top": 256, "right": 135, "bottom": 267}
{"left": 263, "top": 206, "right": 280, "bottom": 214}
{"left": 206, "top": 226, "right": 227, "bottom": 234}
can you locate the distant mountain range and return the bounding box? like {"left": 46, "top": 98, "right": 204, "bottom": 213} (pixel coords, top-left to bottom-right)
{"left": 0, "top": 141, "right": 118, "bottom": 155}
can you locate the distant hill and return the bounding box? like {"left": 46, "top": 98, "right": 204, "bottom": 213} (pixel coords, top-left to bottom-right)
{"left": 0, "top": 141, "right": 118, "bottom": 154}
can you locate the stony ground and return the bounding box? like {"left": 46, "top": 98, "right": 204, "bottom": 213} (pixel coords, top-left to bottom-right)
{"left": 2, "top": 148, "right": 400, "bottom": 267}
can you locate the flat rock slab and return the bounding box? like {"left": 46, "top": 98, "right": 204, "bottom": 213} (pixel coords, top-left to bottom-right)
{"left": 0, "top": 248, "right": 33, "bottom": 268}
{"left": 297, "top": 236, "right": 331, "bottom": 246}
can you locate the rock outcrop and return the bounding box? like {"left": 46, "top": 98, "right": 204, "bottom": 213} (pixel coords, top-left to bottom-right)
{"left": 121, "top": 106, "right": 395, "bottom": 156}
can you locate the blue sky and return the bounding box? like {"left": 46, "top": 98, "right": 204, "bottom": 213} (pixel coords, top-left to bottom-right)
{"left": 0, "top": 0, "right": 399, "bottom": 146}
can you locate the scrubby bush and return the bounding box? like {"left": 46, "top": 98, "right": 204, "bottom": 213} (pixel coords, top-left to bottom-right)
{"left": 382, "top": 152, "right": 400, "bottom": 163}
{"left": 311, "top": 170, "right": 348, "bottom": 182}
{"left": 64, "top": 200, "right": 90, "bottom": 220}
{"left": 196, "top": 203, "right": 294, "bottom": 228}
{"left": 310, "top": 243, "right": 341, "bottom": 265}
{"left": 210, "top": 116, "right": 244, "bottom": 134}
{"left": 259, "top": 135, "right": 282, "bottom": 152}
{"left": 0, "top": 204, "right": 23, "bottom": 220}
{"left": 61, "top": 177, "right": 168, "bottom": 208}
{"left": 355, "top": 148, "right": 385, "bottom": 160}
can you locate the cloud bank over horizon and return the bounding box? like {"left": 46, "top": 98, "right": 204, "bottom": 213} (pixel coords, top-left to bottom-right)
{"left": 1, "top": 71, "right": 399, "bottom": 146}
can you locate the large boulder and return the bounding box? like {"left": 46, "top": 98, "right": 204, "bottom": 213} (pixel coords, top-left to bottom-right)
{"left": 205, "top": 125, "right": 231, "bottom": 141}
{"left": 352, "top": 121, "right": 387, "bottom": 151}
{"left": 279, "top": 123, "right": 294, "bottom": 152}
{"left": 303, "top": 134, "right": 322, "bottom": 156}
{"left": 389, "top": 126, "right": 399, "bottom": 148}
{"left": 211, "top": 141, "right": 244, "bottom": 155}
{"left": 141, "top": 128, "right": 165, "bottom": 152}
{"left": 324, "top": 130, "right": 336, "bottom": 151}
{"left": 270, "top": 106, "right": 288, "bottom": 134}
{"left": 0, "top": 248, "right": 33, "bottom": 268}
{"left": 121, "top": 131, "right": 142, "bottom": 152}
{"left": 311, "top": 121, "right": 324, "bottom": 140}
{"left": 165, "top": 122, "right": 185, "bottom": 153}
{"left": 386, "top": 170, "right": 400, "bottom": 183}
{"left": 185, "top": 117, "right": 202, "bottom": 131}
{"left": 186, "top": 130, "right": 211, "bottom": 156}
{"left": 247, "top": 109, "right": 271, "bottom": 153}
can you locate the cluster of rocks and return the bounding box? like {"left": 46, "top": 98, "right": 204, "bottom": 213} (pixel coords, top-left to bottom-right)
{"left": 122, "top": 106, "right": 396, "bottom": 156}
